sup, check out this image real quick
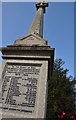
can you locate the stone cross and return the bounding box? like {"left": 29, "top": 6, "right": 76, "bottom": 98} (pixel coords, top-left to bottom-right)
{"left": 28, "top": 0, "right": 48, "bottom": 38}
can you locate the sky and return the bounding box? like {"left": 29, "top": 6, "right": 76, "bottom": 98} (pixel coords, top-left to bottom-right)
{"left": 0, "top": 2, "right": 74, "bottom": 77}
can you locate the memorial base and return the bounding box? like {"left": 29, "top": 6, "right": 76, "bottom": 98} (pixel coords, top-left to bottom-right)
{"left": 0, "top": 46, "right": 54, "bottom": 118}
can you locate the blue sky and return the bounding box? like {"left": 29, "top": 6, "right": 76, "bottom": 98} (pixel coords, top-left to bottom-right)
{"left": 1, "top": 2, "right": 74, "bottom": 77}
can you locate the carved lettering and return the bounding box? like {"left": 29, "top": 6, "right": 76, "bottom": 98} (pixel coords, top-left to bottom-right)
{"left": 0, "top": 63, "right": 41, "bottom": 112}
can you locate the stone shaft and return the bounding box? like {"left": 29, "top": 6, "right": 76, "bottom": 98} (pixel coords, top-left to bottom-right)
{"left": 28, "top": 1, "right": 48, "bottom": 38}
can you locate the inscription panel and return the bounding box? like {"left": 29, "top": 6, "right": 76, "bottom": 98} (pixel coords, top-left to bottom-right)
{"left": 0, "top": 63, "right": 41, "bottom": 113}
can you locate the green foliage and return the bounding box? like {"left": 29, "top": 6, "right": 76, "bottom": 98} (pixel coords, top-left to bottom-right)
{"left": 46, "top": 59, "right": 75, "bottom": 119}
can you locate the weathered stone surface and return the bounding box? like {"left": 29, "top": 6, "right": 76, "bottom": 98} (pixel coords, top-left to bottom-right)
{"left": 28, "top": 1, "right": 48, "bottom": 37}
{"left": 14, "top": 34, "right": 48, "bottom": 46}
{"left": 1, "top": 46, "right": 54, "bottom": 79}
{"left": 0, "top": 60, "right": 48, "bottom": 118}
{"left": 1, "top": 63, "right": 40, "bottom": 112}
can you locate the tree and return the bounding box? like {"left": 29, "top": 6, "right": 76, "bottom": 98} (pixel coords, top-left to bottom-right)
{"left": 46, "top": 59, "right": 75, "bottom": 119}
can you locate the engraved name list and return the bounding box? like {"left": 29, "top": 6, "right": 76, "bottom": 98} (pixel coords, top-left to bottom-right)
{"left": 0, "top": 63, "right": 41, "bottom": 113}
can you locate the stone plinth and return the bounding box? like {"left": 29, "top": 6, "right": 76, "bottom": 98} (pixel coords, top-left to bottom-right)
{"left": 0, "top": 45, "right": 54, "bottom": 118}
